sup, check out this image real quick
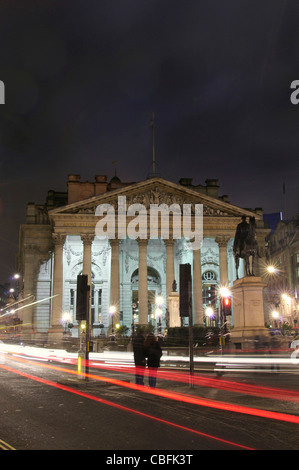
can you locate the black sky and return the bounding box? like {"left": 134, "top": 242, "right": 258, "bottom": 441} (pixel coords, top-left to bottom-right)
{"left": 0, "top": 0, "right": 298, "bottom": 283}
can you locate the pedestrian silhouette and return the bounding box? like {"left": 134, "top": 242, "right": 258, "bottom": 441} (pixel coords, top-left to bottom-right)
{"left": 144, "top": 333, "right": 162, "bottom": 388}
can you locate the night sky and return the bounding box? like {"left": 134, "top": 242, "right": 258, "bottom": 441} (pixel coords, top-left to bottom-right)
{"left": 0, "top": 0, "right": 298, "bottom": 283}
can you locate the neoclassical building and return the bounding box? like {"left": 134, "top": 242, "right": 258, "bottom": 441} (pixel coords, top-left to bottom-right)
{"left": 17, "top": 174, "right": 269, "bottom": 338}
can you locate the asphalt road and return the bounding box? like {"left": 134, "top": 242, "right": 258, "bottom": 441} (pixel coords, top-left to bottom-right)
{"left": 0, "top": 348, "right": 299, "bottom": 453}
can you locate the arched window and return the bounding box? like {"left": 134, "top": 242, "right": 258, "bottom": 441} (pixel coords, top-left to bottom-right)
{"left": 202, "top": 270, "right": 217, "bottom": 282}
{"left": 202, "top": 271, "right": 217, "bottom": 309}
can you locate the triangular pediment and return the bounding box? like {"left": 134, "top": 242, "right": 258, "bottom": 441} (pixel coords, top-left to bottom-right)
{"left": 48, "top": 177, "right": 259, "bottom": 219}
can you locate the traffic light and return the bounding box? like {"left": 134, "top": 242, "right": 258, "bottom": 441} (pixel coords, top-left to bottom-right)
{"left": 179, "top": 263, "right": 192, "bottom": 317}
{"left": 223, "top": 296, "right": 232, "bottom": 316}
{"left": 76, "top": 274, "right": 89, "bottom": 322}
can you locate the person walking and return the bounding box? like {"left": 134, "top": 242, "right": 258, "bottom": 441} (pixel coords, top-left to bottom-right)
{"left": 144, "top": 333, "right": 162, "bottom": 388}
{"left": 132, "top": 328, "right": 146, "bottom": 385}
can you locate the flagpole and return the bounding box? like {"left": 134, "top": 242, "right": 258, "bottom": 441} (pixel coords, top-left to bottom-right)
{"left": 283, "top": 181, "right": 287, "bottom": 219}
{"left": 151, "top": 112, "right": 155, "bottom": 176}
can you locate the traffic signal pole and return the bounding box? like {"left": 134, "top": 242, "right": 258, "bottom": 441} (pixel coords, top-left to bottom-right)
{"left": 179, "top": 264, "right": 194, "bottom": 388}
{"left": 189, "top": 307, "right": 194, "bottom": 389}
{"left": 219, "top": 295, "right": 231, "bottom": 349}
{"left": 76, "top": 275, "right": 90, "bottom": 380}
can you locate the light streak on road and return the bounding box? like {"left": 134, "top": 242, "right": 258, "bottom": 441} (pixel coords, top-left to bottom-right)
{"left": 3, "top": 353, "right": 299, "bottom": 426}
{"left": 0, "top": 362, "right": 255, "bottom": 450}
{"left": 0, "top": 439, "right": 15, "bottom": 450}
{"left": 1, "top": 344, "right": 299, "bottom": 403}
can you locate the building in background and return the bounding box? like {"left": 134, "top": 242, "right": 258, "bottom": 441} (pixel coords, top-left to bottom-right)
{"left": 265, "top": 215, "right": 299, "bottom": 327}
{"left": 16, "top": 174, "right": 269, "bottom": 340}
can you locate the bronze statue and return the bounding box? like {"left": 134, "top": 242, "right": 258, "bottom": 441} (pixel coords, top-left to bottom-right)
{"left": 233, "top": 216, "right": 258, "bottom": 278}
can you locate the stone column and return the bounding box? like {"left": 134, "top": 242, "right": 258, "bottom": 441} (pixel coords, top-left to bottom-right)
{"left": 138, "top": 239, "right": 148, "bottom": 326}
{"left": 110, "top": 239, "right": 120, "bottom": 325}
{"left": 81, "top": 234, "right": 94, "bottom": 285}
{"left": 193, "top": 248, "right": 203, "bottom": 325}
{"left": 51, "top": 233, "right": 66, "bottom": 332}
{"left": 216, "top": 236, "right": 229, "bottom": 287}
{"left": 165, "top": 239, "right": 175, "bottom": 300}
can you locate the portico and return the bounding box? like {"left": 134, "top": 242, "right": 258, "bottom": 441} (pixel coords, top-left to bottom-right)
{"left": 18, "top": 176, "right": 268, "bottom": 338}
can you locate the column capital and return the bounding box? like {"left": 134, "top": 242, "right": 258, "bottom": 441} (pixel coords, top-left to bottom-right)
{"left": 215, "top": 236, "right": 230, "bottom": 247}
{"left": 81, "top": 233, "right": 94, "bottom": 245}
{"left": 52, "top": 233, "right": 66, "bottom": 246}
{"left": 164, "top": 238, "right": 174, "bottom": 247}
{"left": 110, "top": 238, "right": 120, "bottom": 247}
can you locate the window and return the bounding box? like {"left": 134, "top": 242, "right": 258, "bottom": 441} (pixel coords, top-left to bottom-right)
{"left": 202, "top": 271, "right": 217, "bottom": 282}
{"left": 203, "top": 284, "right": 217, "bottom": 307}
{"left": 70, "top": 289, "right": 74, "bottom": 306}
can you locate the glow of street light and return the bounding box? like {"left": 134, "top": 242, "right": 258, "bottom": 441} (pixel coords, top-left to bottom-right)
{"left": 219, "top": 287, "right": 231, "bottom": 298}
{"left": 62, "top": 311, "right": 71, "bottom": 322}
{"left": 109, "top": 305, "right": 116, "bottom": 315}
{"left": 205, "top": 307, "right": 214, "bottom": 317}
{"left": 267, "top": 266, "right": 276, "bottom": 274}
{"left": 155, "top": 307, "right": 162, "bottom": 318}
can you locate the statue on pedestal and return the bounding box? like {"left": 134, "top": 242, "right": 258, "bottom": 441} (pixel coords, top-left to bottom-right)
{"left": 233, "top": 216, "right": 258, "bottom": 279}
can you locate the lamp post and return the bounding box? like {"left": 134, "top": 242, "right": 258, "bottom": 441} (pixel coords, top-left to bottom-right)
{"left": 205, "top": 306, "right": 214, "bottom": 326}
{"left": 155, "top": 293, "right": 163, "bottom": 334}
{"left": 62, "top": 311, "right": 71, "bottom": 333}
{"left": 109, "top": 305, "right": 116, "bottom": 334}
{"left": 131, "top": 302, "right": 136, "bottom": 335}
{"left": 272, "top": 310, "right": 279, "bottom": 328}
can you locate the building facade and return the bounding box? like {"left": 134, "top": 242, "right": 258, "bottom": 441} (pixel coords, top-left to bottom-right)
{"left": 17, "top": 175, "right": 269, "bottom": 339}
{"left": 265, "top": 216, "right": 299, "bottom": 326}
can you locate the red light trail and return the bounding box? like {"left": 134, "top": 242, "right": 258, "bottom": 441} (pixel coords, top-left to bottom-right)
{"left": 3, "top": 354, "right": 299, "bottom": 426}
{"left": 3, "top": 346, "right": 299, "bottom": 403}
{"left": 0, "top": 362, "right": 254, "bottom": 450}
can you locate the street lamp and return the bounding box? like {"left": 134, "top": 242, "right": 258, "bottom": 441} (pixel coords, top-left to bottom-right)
{"left": 62, "top": 311, "right": 71, "bottom": 332}
{"left": 272, "top": 310, "right": 279, "bottom": 319}
{"left": 131, "top": 302, "right": 137, "bottom": 335}
{"left": 155, "top": 293, "right": 163, "bottom": 334}
{"left": 205, "top": 306, "right": 214, "bottom": 326}
{"left": 109, "top": 305, "right": 116, "bottom": 333}
{"left": 219, "top": 286, "right": 231, "bottom": 298}
{"left": 272, "top": 310, "right": 279, "bottom": 328}
{"left": 267, "top": 265, "right": 277, "bottom": 274}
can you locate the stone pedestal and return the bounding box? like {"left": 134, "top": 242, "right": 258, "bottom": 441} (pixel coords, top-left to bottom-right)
{"left": 167, "top": 292, "right": 181, "bottom": 327}
{"left": 230, "top": 276, "right": 270, "bottom": 349}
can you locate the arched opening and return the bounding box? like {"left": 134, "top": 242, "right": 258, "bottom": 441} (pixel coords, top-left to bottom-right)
{"left": 131, "top": 267, "right": 162, "bottom": 325}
